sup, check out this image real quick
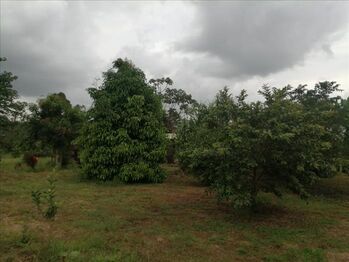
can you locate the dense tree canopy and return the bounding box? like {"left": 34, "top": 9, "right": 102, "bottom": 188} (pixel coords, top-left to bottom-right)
{"left": 27, "top": 92, "right": 85, "bottom": 166}
{"left": 177, "top": 83, "right": 345, "bottom": 209}
{"left": 78, "top": 58, "right": 166, "bottom": 182}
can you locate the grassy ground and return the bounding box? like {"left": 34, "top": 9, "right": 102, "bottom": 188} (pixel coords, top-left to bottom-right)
{"left": 1, "top": 156, "right": 349, "bottom": 262}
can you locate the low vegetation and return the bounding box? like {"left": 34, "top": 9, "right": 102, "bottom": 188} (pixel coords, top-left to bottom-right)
{"left": 1, "top": 157, "right": 349, "bottom": 261}
{"left": 31, "top": 175, "right": 58, "bottom": 219}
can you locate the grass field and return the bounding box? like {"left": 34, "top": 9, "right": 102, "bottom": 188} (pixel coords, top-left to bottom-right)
{"left": 1, "top": 156, "right": 349, "bottom": 261}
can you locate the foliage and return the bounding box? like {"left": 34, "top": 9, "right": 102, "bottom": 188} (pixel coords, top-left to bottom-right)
{"left": 149, "top": 77, "right": 173, "bottom": 95}
{"left": 23, "top": 152, "right": 38, "bottom": 169}
{"left": 339, "top": 97, "right": 349, "bottom": 173}
{"left": 149, "top": 78, "right": 198, "bottom": 164}
{"left": 289, "top": 81, "right": 344, "bottom": 176}
{"left": 178, "top": 83, "right": 344, "bottom": 209}
{"left": 166, "top": 139, "right": 176, "bottom": 164}
{"left": 31, "top": 175, "right": 58, "bottom": 219}
{"left": 27, "top": 93, "right": 85, "bottom": 167}
{"left": 0, "top": 57, "right": 23, "bottom": 121}
{"left": 77, "top": 58, "right": 167, "bottom": 182}
{"left": 0, "top": 58, "right": 26, "bottom": 157}
{"left": 150, "top": 77, "right": 197, "bottom": 132}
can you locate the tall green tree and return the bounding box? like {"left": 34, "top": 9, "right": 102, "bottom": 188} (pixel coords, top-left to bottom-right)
{"left": 27, "top": 92, "right": 85, "bottom": 167}
{"left": 78, "top": 58, "right": 166, "bottom": 182}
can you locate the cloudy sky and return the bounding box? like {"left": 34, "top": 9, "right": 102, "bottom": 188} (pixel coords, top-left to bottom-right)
{"left": 1, "top": 1, "right": 348, "bottom": 106}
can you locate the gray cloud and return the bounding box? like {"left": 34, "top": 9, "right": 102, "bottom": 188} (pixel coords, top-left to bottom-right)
{"left": 0, "top": 1, "right": 348, "bottom": 106}
{"left": 179, "top": 1, "right": 349, "bottom": 79}
{"left": 0, "top": 1, "right": 105, "bottom": 105}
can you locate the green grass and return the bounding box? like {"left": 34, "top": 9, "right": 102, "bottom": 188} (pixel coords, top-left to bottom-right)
{"left": 1, "top": 157, "right": 349, "bottom": 261}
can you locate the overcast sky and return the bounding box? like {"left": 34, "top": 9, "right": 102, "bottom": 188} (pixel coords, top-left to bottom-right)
{"left": 1, "top": 1, "right": 348, "bottom": 106}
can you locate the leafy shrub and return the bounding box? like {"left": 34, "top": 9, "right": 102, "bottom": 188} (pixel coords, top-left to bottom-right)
{"left": 23, "top": 152, "right": 38, "bottom": 169}
{"left": 31, "top": 175, "right": 58, "bottom": 219}
{"left": 77, "top": 59, "right": 166, "bottom": 182}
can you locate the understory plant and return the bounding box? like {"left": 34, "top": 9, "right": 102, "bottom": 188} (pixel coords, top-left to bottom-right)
{"left": 31, "top": 175, "right": 58, "bottom": 219}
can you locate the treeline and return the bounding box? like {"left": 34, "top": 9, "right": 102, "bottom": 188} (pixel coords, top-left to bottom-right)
{"left": 0, "top": 58, "right": 195, "bottom": 176}
{"left": 1, "top": 57, "right": 348, "bottom": 209}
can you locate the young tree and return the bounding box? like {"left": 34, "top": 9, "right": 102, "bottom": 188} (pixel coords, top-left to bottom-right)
{"left": 77, "top": 58, "right": 166, "bottom": 182}
{"left": 27, "top": 93, "right": 85, "bottom": 167}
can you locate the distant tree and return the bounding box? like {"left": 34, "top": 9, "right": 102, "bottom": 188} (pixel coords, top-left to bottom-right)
{"left": 149, "top": 78, "right": 197, "bottom": 132}
{"left": 342, "top": 97, "right": 349, "bottom": 151}
{"left": 0, "top": 58, "right": 26, "bottom": 159}
{"left": 162, "top": 87, "right": 197, "bottom": 132}
{"left": 1, "top": 121, "right": 29, "bottom": 156}
{"left": 27, "top": 93, "right": 85, "bottom": 167}
{"left": 149, "top": 77, "right": 173, "bottom": 95}
{"left": 149, "top": 78, "right": 198, "bottom": 164}
{"left": 178, "top": 84, "right": 343, "bottom": 210}
{"left": 339, "top": 96, "right": 349, "bottom": 172}
{"left": 0, "top": 57, "right": 19, "bottom": 121}
{"left": 77, "top": 58, "right": 166, "bottom": 182}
